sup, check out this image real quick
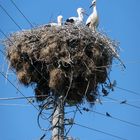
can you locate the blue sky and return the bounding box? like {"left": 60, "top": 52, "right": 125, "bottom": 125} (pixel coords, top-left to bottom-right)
{"left": 0, "top": 0, "right": 140, "bottom": 140}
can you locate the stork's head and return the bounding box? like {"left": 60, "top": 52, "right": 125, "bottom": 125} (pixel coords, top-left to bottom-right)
{"left": 77, "top": 8, "right": 85, "bottom": 15}
{"left": 57, "top": 15, "right": 63, "bottom": 25}
{"left": 90, "top": 0, "right": 96, "bottom": 8}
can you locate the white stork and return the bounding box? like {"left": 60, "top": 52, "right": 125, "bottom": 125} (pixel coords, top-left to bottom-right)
{"left": 86, "top": 0, "right": 99, "bottom": 31}
{"left": 65, "top": 8, "right": 85, "bottom": 26}
{"left": 47, "top": 15, "right": 63, "bottom": 26}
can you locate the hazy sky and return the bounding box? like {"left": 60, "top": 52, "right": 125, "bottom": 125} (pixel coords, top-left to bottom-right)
{"left": 0, "top": 0, "right": 140, "bottom": 140}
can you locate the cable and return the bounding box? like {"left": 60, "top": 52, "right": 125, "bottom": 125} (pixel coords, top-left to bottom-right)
{"left": 0, "top": 28, "right": 48, "bottom": 80}
{"left": 81, "top": 107, "right": 140, "bottom": 128}
{"left": 0, "top": 103, "right": 34, "bottom": 107}
{"left": 65, "top": 108, "right": 77, "bottom": 138}
{"left": 0, "top": 96, "right": 34, "bottom": 100}
{"left": 0, "top": 95, "right": 45, "bottom": 101}
{"left": 1, "top": 45, "right": 140, "bottom": 108}
{"left": 74, "top": 123, "right": 127, "bottom": 140}
{"left": 1, "top": 93, "right": 140, "bottom": 104}
{"left": 0, "top": 28, "right": 54, "bottom": 127}
{"left": 1, "top": 24, "right": 140, "bottom": 98}
{"left": 116, "top": 86, "right": 140, "bottom": 97}
{"left": 37, "top": 97, "right": 54, "bottom": 131}
{"left": 105, "top": 97, "right": 140, "bottom": 110}
{"left": 0, "top": 70, "right": 38, "bottom": 109}
{"left": 9, "top": 0, "right": 34, "bottom": 28}
{"left": 97, "top": 99, "right": 140, "bottom": 103}
{"left": 0, "top": 70, "right": 50, "bottom": 123}
{"left": 0, "top": 3, "right": 22, "bottom": 30}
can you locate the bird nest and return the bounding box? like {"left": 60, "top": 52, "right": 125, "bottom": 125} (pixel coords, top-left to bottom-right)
{"left": 3, "top": 25, "right": 119, "bottom": 105}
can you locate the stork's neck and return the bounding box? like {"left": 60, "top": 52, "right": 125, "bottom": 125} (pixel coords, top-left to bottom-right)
{"left": 58, "top": 21, "right": 62, "bottom": 26}
{"left": 93, "top": 5, "right": 97, "bottom": 13}
{"left": 78, "top": 13, "right": 84, "bottom": 21}
{"left": 57, "top": 20, "right": 62, "bottom": 26}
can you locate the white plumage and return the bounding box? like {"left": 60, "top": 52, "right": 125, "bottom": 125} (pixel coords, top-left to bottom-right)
{"left": 48, "top": 15, "right": 63, "bottom": 26}
{"left": 65, "top": 8, "right": 85, "bottom": 26}
{"left": 86, "top": 0, "right": 99, "bottom": 31}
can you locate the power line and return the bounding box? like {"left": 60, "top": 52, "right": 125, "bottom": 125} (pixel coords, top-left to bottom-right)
{"left": 0, "top": 6, "right": 50, "bottom": 122}
{"left": 0, "top": 95, "right": 48, "bottom": 101}
{"left": 0, "top": 70, "right": 38, "bottom": 110}
{"left": 74, "top": 123, "right": 128, "bottom": 140}
{"left": 0, "top": 3, "right": 22, "bottom": 30}
{"left": 1, "top": 24, "right": 140, "bottom": 94}
{"left": 1, "top": 48, "right": 140, "bottom": 102}
{"left": 105, "top": 97, "right": 140, "bottom": 110}
{"left": 2, "top": 93, "right": 140, "bottom": 104}
{"left": 0, "top": 28, "right": 48, "bottom": 82}
{"left": 116, "top": 86, "right": 140, "bottom": 97}
{"left": 81, "top": 107, "right": 140, "bottom": 128}
{"left": 9, "top": 0, "right": 34, "bottom": 28}
{"left": 98, "top": 99, "right": 140, "bottom": 103}
{"left": 0, "top": 70, "right": 51, "bottom": 123}
{"left": 1, "top": 26, "right": 140, "bottom": 119}
{"left": 0, "top": 103, "right": 33, "bottom": 107}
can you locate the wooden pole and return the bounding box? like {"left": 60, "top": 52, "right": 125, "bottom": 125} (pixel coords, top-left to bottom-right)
{"left": 52, "top": 96, "right": 64, "bottom": 140}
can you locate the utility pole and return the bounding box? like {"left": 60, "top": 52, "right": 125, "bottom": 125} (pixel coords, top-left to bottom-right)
{"left": 52, "top": 96, "right": 65, "bottom": 140}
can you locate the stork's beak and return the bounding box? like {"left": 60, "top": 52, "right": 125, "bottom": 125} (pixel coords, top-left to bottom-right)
{"left": 83, "top": 11, "right": 89, "bottom": 16}
{"left": 89, "top": 3, "right": 94, "bottom": 8}
{"left": 85, "top": 13, "right": 89, "bottom": 16}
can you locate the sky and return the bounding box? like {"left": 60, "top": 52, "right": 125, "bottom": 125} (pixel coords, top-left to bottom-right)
{"left": 0, "top": 0, "right": 140, "bottom": 140}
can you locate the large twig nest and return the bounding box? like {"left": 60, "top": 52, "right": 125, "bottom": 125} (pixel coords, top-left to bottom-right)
{"left": 3, "top": 25, "right": 119, "bottom": 105}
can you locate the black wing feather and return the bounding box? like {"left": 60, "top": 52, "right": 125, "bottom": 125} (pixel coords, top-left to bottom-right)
{"left": 65, "top": 18, "right": 75, "bottom": 25}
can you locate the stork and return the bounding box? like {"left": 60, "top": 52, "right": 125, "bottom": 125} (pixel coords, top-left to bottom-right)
{"left": 86, "top": 0, "right": 99, "bottom": 31}
{"left": 47, "top": 15, "right": 63, "bottom": 26}
{"left": 65, "top": 8, "right": 85, "bottom": 26}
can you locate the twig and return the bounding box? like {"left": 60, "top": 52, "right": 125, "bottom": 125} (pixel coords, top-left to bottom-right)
{"left": 63, "top": 71, "right": 73, "bottom": 103}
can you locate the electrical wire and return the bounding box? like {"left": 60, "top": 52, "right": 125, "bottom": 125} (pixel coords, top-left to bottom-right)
{"left": 65, "top": 108, "right": 77, "bottom": 138}
{"left": 1, "top": 34, "right": 140, "bottom": 128}
{"left": 1, "top": 94, "right": 140, "bottom": 104}
{"left": 81, "top": 107, "right": 140, "bottom": 128}
{"left": 74, "top": 123, "right": 128, "bottom": 140}
{"left": 37, "top": 97, "right": 54, "bottom": 131}
{"left": 0, "top": 95, "right": 47, "bottom": 101}
{"left": 0, "top": 4, "right": 49, "bottom": 84}
{"left": 0, "top": 28, "right": 48, "bottom": 82}
{"left": 0, "top": 103, "right": 33, "bottom": 107}
{"left": 105, "top": 97, "right": 140, "bottom": 110}
{"left": 116, "top": 86, "right": 140, "bottom": 97}
{"left": 97, "top": 99, "right": 140, "bottom": 103}
{"left": 0, "top": 70, "right": 38, "bottom": 109}
{"left": 0, "top": 70, "right": 50, "bottom": 123}
{"left": 0, "top": 25, "right": 66, "bottom": 132}
{"left": 0, "top": 6, "right": 54, "bottom": 131}
{"left": 9, "top": 0, "right": 34, "bottom": 28}
{"left": 0, "top": 3, "right": 22, "bottom": 30}
{"left": 1, "top": 25, "right": 140, "bottom": 96}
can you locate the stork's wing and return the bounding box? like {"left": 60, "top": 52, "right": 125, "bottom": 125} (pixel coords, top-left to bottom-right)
{"left": 44, "top": 23, "right": 57, "bottom": 27}
{"left": 86, "top": 14, "right": 92, "bottom": 25}
{"left": 66, "top": 18, "right": 75, "bottom": 23}
{"left": 49, "top": 23, "right": 58, "bottom": 26}
{"left": 65, "top": 17, "right": 78, "bottom": 25}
